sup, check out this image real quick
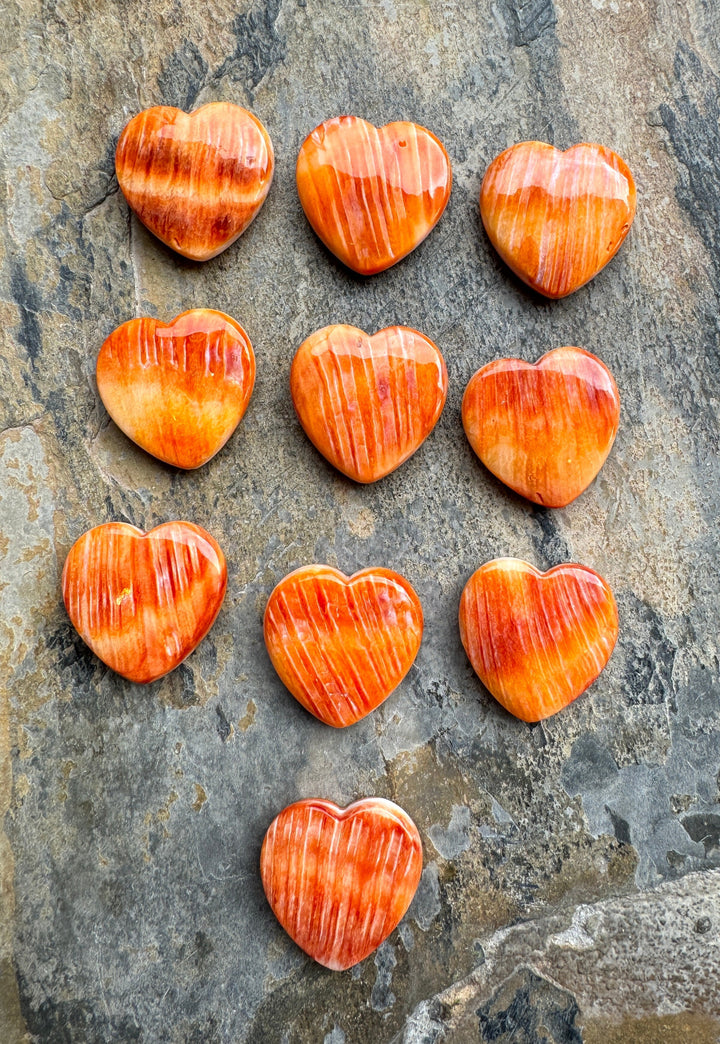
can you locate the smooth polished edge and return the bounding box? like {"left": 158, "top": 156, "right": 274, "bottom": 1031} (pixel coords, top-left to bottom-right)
{"left": 461, "top": 346, "right": 621, "bottom": 506}
{"left": 290, "top": 324, "right": 448, "bottom": 483}
{"left": 96, "top": 309, "right": 256, "bottom": 469}
{"left": 265, "top": 563, "right": 422, "bottom": 598}
{"left": 296, "top": 115, "right": 451, "bottom": 182}
{"left": 479, "top": 141, "right": 636, "bottom": 298}
{"left": 263, "top": 564, "right": 424, "bottom": 727}
{"left": 295, "top": 116, "right": 452, "bottom": 275}
{"left": 116, "top": 103, "right": 275, "bottom": 261}
{"left": 61, "top": 521, "right": 227, "bottom": 684}
{"left": 266, "top": 796, "right": 422, "bottom": 831}
{"left": 61, "top": 521, "right": 228, "bottom": 611}
{"left": 260, "top": 796, "right": 423, "bottom": 970}
{"left": 61, "top": 521, "right": 228, "bottom": 585}
{"left": 458, "top": 558, "right": 618, "bottom": 722}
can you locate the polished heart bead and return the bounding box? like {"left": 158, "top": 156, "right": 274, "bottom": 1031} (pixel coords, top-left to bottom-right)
{"left": 96, "top": 309, "right": 255, "bottom": 470}
{"left": 116, "top": 102, "right": 274, "bottom": 261}
{"left": 62, "top": 522, "right": 227, "bottom": 683}
{"left": 296, "top": 116, "right": 452, "bottom": 274}
{"left": 260, "top": 798, "right": 423, "bottom": 970}
{"left": 264, "top": 565, "right": 423, "bottom": 727}
{"left": 462, "top": 346, "right": 620, "bottom": 507}
{"left": 459, "top": 559, "right": 618, "bottom": 722}
{"left": 480, "top": 142, "right": 636, "bottom": 298}
{"left": 291, "top": 324, "right": 447, "bottom": 483}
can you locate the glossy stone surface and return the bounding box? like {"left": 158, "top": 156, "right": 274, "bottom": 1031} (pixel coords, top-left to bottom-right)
{"left": 296, "top": 117, "right": 451, "bottom": 274}
{"left": 116, "top": 102, "right": 274, "bottom": 261}
{"left": 291, "top": 324, "right": 447, "bottom": 483}
{"left": 62, "top": 522, "right": 227, "bottom": 683}
{"left": 260, "top": 798, "right": 423, "bottom": 970}
{"left": 264, "top": 565, "right": 423, "bottom": 727}
{"left": 462, "top": 346, "right": 620, "bottom": 507}
{"left": 96, "top": 309, "right": 255, "bottom": 469}
{"left": 459, "top": 559, "right": 618, "bottom": 722}
{"left": 480, "top": 142, "right": 636, "bottom": 298}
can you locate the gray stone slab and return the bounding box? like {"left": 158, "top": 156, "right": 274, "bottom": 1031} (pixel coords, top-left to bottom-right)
{"left": 1, "top": 0, "right": 719, "bottom": 1040}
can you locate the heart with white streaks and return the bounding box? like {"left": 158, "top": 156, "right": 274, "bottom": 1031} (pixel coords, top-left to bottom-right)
{"left": 62, "top": 522, "right": 227, "bottom": 683}
{"left": 296, "top": 116, "right": 452, "bottom": 274}
{"left": 260, "top": 798, "right": 423, "bottom": 970}
{"left": 459, "top": 558, "right": 618, "bottom": 722}
{"left": 264, "top": 565, "right": 423, "bottom": 727}
{"left": 480, "top": 141, "right": 636, "bottom": 298}
{"left": 291, "top": 324, "right": 447, "bottom": 483}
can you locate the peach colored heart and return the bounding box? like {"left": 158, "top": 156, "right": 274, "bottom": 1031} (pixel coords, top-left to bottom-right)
{"left": 116, "top": 102, "right": 274, "bottom": 261}
{"left": 291, "top": 324, "right": 447, "bottom": 482}
{"left": 62, "top": 522, "right": 227, "bottom": 683}
{"left": 296, "top": 116, "right": 451, "bottom": 274}
{"left": 96, "top": 309, "right": 255, "bottom": 469}
{"left": 261, "top": 797, "right": 422, "bottom": 970}
{"left": 459, "top": 558, "right": 618, "bottom": 721}
{"left": 264, "top": 565, "right": 423, "bottom": 727}
{"left": 462, "top": 346, "right": 620, "bottom": 507}
{"left": 480, "top": 142, "right": 636, "bottom": 298}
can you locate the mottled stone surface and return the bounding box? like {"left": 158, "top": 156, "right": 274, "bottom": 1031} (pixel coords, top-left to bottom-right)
{"left": 1, "top": 0, "right": 719, "bottom": 1041}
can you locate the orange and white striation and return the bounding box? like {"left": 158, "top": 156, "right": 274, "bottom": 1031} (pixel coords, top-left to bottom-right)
{"left": 62, "top": 522, "right": 227, "bottom": 684}
{"left": 97, "top": 309, "right": 256, "bottom": 469}
{"left": 116, "top": 103, "right": 274, "bottom": 261}
{"left": 264, "top": 565, "right": 423, "bottom": 727}
{"left": 462, "top": 346, "right": 620, "bottom": 507}
{"left": 291, "top": 324, "right": 447, "bottom": 483}
{"left": 480, "top": 142, "right": 636, "bottom": 298}
{"left": 260, "top": 797, "right": 423, "bottom": 970}
{"left": 296, "top": 117, "right": 452, "bottom": 274}
{"left": 459, "top": 559, "right": 618, "bottom": 722}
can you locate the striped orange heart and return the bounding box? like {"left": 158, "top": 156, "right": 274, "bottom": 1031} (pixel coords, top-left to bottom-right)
{"left": 260, "top": 798, "right": 423, "bottom": 970}
{"left": 62, "top": 522, "right": 227, "bottom": 683}
{"left": 291, "top": 324, "right": 447, "bottom": 483}
{"left": 116, "top": 102, "right": 274, "bottom": 261}
{"left": 462, "top": 347, "right": 620, "bottom": 507}
{"left": 96, "top": 309, "right": 255, "bottom": 470}
{"left": 296, "top": 116, "right": 452, "bottom": 274}
{"left": 264, "top": 565, "right": 423, "bottom": 727}
{"left": 459, "top": 558, "right": 618, "bottom": 721}
{"left": 480, "top": 142, "right": 636, "bottom": 298}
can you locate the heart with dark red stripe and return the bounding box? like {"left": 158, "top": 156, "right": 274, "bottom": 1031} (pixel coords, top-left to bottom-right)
{"left": 116, "top": 102, "right": 274, "bottom": 261}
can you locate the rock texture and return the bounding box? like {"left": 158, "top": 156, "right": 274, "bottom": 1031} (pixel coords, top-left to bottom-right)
{"left": 1, "top": 0, "right": 719, "bottom": 1041}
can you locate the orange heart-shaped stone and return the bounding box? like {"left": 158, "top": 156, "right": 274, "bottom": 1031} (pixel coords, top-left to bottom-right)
{"left": 462, "top": 347, "right": 620, "bottom": 507}
{"left": 459, "top": 559, "right": 618, "bottom": 722}
{"left": 264, "top": 565, "right": 423, "bottom": 727}
{"left": 261, "top": 797, "right": 422, "bottom": 970}
{"left": 480, "top": 142, "right": 636, "bottom": 298}
{"left": 62, "top": 522, "right": 227, "bottom": 683}
{"left": 296, "top": 116, "right": 452, "bottom": 274}
{"left": 291, "top": 325, "right": 447, "bottom": 483}
{"left": 96, "top": 309, "right": 256, "bottom": 469}
{"left": 116, "top": 102, "right": 274, "bottom": 261}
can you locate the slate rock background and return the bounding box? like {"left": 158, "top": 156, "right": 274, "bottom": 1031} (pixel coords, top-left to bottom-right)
{"left": 1, "top": 0, "right": 720, "bottom": 1041}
